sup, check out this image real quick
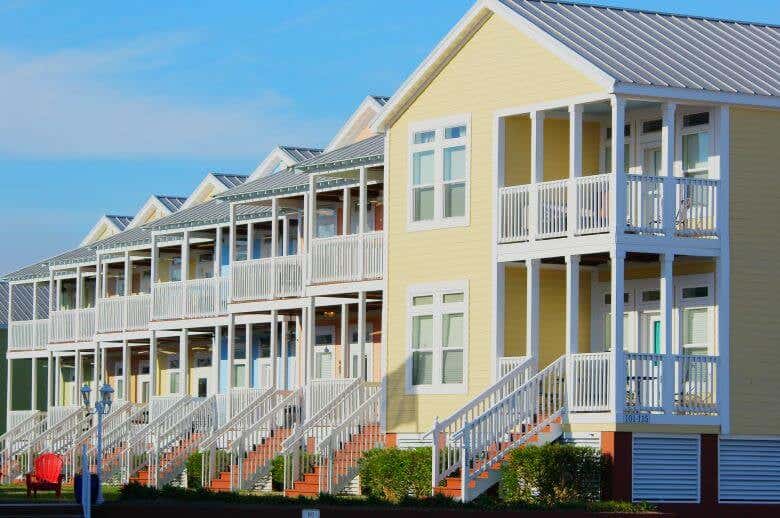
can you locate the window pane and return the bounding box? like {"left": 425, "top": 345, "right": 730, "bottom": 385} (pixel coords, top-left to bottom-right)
{"left": 444, "top": 183, "right": 465, "bottom": 218}
{"left": 683, "top": 308, "right": 708, "bottom": 345}
{"left": 683, "top": 132, "right": 709, "bottom": 172}
{"left": 169, "top": 372, "right": 179, "bottom": 394}
{"left": 445, "top": 126, "right": 466, "bottom": 139}
{"left": 444, "top": 146, "right": 465, "bottom": 181}
{"left": 644, "top": 148, "right": 662, "bottom": 176}
{"left": 442, "top": 350, "right": 463, "bottom": 384}
{"left": 414, "top": 131, "right": 435, "bottom": 144}
{"left": 642, "top": 290, "right": 660, "bottom": 302}
{"left": 412, "top": 315, "right": 433, "bottom": 350}
{"left": 412, "top": 351, "right": 433, "bottom": 385}
{"left": 413, "top": 295, "right": 433, "bottom": 306}
{"left": 443, "top": 293, "right": 463, "bottom": 303}
{"left": 682, "top": 286, "right": 708, "bottom": 299}
{"left": 412, "top": 150, "right": 434, "bottom": 185}
{"left": 233, "top": 364, "right": 246, "bottom": 387}
{"left": 442, "top": 313, "right": 463, "bottom": 348}
{"left": 413, "top": 187, "right": 435, "bottom": 221}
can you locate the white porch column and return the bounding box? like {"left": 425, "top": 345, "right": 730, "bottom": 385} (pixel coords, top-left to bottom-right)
{"left": 149, "top": 331, "right": 157, "bottom": 398}
{"left": 179, "top": 328, "right": 188, "bottom": 395}
{"left": 94, "top": 258, "right": 101, "bottom": 311}
{"left": 610, "top": 96, "right": 627, "bottom": 236}
{"left": 358, "top": 291, "right": 367, "bottom": 380}
{"left": 245, "top": 323, "right": 253, "bottom": 388}
{"left": 48, "top": 271, "right": 55, "bottom": 314}
{"left": 214, "top": 226, "right": 223, "bottom": 277}
{"left": 565, "top": 255, "right": 580, "bottom": 406}
{"left": 358, "top": 167, "right": 367, "bottom": 280}
{"left": 271, "top": 198, "right": 279, "bottom": 258}
{"left": 492, "top": 263, "right": 506, "bottom": 382}
{"left": 661, "top": 103, "right": 677, "bottom": 236}
{"left": 281, "top": 320, "right": 289, "bottom": 389}
{"left": 340, "top": 303, "right": 349, "bottom": 378}
{"left": 54, "top": 355, "right": 61, "bottom": 405}
{"left": 229, "top": 205, "right": 237, "bottom": 270}
{"left": 227, "top": 315, "right": 235, "bottom": 391}
{"left": 270, "top": 310, "right": 278, "bottom": 389}
{"left": 246, "top": 222, "right": 254, "bottom": 260}
{"left": 306, "top": 298, "right": 316, "bottom": 384}
{"left": 74, "top": 351, "right": 81, "bottom": 402}
{"left": 716, "top": 105, "right": 731, "bottom": 434}
{"left": 307, "top": 177, "right": 316, "bottom": 283}
{"left": 212, "top": 326, "right": 221, "bottom": 395}
{"left": 568, "top": 104, "right": 583, "bottom": 238}
{"left": 47, "top": 351, "right": 54, "bottom": 407}
{"left": 123, "top": 251, "right": 131, "bottom": 296}
{"left": 32, "top": 281, "right": 39, "bottom": 322}
{"left": 151, "top": 234, "right": 158, "bottom": 285}
{"left": 282, "top": 216, "right": 290, "bottom": 256}
{"left": 181, "top": 230, "right": 190, "bottom": 281}
{"left": 75, "top": 266, "right": 83, "bottom": 309}
{"left": 525, "top": 259, "right": 540, "bottom": 367}
{"left": 660, "top": 254, "right": 675, "bottom": 415}
{"left": 610, "top": 248, "right": 626, "bottom": 420}
{"left": 31, "top": 358, "right": 37, "bottom": 411}
{"left": 6, "top": 359, "right": 12, "bottom": 412}
{"left": 121, "top": 340, "right": 129, "bottom": 401}
{"left": 342, "top": 187, "right": 351, "bottom": 236}
{"left": 101, "top": 259, "right": 108, "bottom": 299}
{"left": 529, "top": 111, "right": 545, "bottom": 241}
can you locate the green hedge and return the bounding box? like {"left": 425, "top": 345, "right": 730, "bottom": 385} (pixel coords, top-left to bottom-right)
{"left": 358, "top": 447, "right": 431, "bottom": 503}
{"left": 499, "top": 443, "right": 602, "bottom": 506}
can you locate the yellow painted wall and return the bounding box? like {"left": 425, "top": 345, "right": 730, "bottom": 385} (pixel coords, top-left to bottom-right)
{"left": 505, "top": 117, "right": 601, "bottom": 185}
{"left": 384, "top": 13, "right": 604, "bottom": 434}
{"left": 504, "top": 268, "right": 592, "bottom": 367}
{"left": 596, "top": 260, "right": 715, "bottom": 283}
{"left": 729, "top": 107, "right": 780, "bottom": 435}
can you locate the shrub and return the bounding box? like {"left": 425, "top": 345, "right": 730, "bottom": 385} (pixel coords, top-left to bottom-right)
{"left": 499, "top": 443, "right": 602, "bottom": 506}
{"left": 358, "top": 447, "right": 431, "bottom": 503}
{"left": 271, "top": 455, "right": 285, "bottom": 491}
{"left": 185, "top": 452, "right": 203, "bottom": 490}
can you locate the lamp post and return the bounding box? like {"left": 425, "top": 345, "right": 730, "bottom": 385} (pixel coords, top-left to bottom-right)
{"left": 81, "top": 383, "right": 114, "bottom": 505}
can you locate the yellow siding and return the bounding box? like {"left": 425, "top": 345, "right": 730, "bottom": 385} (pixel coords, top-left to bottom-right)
{"left": 729, "top": 107, "right": 780, "bottom": 435}
{"left": 385, "top": 13, "right": 604, "bottom": 434}
{"left": 596, "top": 259, "right": 715, "bottom": 283}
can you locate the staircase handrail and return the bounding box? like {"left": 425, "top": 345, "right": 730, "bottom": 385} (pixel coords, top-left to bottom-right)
{"left": 0, "top": 411, "right": 47, "bottom": 484}
{"left": 154, "top": 395, "right": 218, "bottom": 488}
{"left": 199, "top": 387, "right": 277, "bottom": 452}
{"left": 317, "top": 388, "right": 384, "bottom": 494}
{"left": 460, "top": 356, "right": 566, "bottom": 494}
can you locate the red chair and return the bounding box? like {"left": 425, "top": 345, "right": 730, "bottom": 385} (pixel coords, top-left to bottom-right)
{"left": 25, "top": 453, "right": 64, "bottom": 499}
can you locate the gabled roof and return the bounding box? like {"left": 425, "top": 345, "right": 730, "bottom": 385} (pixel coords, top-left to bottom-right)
{"left": 81, "top": 214, "right": 134, "bottom": 246}
{"left": 181, "top": 173, "right": 248, "bottom": 210}
{"left": 297, "top": 134, "right": 385, "bottom": 173}
{"left": 213, "top": 173, "right": 248, "bottom": 189}
{"left": 0, "top": 282, "right": 8, "bottom": 327}
{"left": 127, "top": 194, "right": 187, "bottom": 230}
{"left": 376, "top": 0, "right": 780, "bottom": 130}
{"left": 249, "top": 145, "right": 324, "bottom": 180}
{"left": 155, "top": 195, "right": 188, "bottom": 212}
{"left": 107, "top": 215, "right": 133, "bottom": 230}
{"left": 326, "top": 95, "right": 389, "bottom": 152}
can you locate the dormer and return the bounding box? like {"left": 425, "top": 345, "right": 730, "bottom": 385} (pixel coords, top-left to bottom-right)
{"left": 81, "top": 215, "right": 133, "bottom": 246}
{"left": 127, "top": 194, "right": 187, "bottom": 229}
{"left": 325, "top": 95, "right": 389, "bottom": 153}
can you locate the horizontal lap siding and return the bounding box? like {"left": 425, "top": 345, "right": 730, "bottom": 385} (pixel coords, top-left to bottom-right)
{"left": 384, "top": 13, "right": 603, "bottom": 434}
{"left": 730, "top": 108, "right": 780, "bottom": 435}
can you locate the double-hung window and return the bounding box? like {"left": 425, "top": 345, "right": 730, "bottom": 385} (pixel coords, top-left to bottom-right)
{"left": 408, "top": 281, "right": 468, "bottom": 394}
{"left": 680, "top": 112, "right": 711, "bottom": 180}
{"left": 409, "top": 116, "right": 469, "bottom": 230}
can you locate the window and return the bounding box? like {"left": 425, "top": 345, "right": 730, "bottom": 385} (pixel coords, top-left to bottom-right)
{"left": 680, "top": 112, "right": 711, "bottom": 180}
{"left": 409, "top": 117, "right": 469, "bottom": 229}
{"left": 604, "top": 124, "right": 631, "bottom": 173}
{"left": 408, "top": 282, "right": 467, "bottom": 393}
{"left": 316, "top": 206, "right": 338, "bottom": 238}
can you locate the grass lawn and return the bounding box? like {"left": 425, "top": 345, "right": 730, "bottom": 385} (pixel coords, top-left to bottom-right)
{"left": 0, "top": 483, "right": 121, "bottom": 503}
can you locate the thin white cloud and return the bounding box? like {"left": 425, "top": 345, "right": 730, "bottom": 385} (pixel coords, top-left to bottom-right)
{"left": 0, "top": 35, "right": 338, "bottom": 158}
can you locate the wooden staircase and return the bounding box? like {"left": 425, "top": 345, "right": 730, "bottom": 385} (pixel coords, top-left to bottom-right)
{"left": 129, "top": 433, "right": 203, "bottom": 486}
{"left": 208, "top": 427, "right": 291, "bottom": 492}
{"left": 284, "top": 423, "right": 383, "bottom": 498}
{"left": 433, "top": 417, "right": 562, "bottom": 499}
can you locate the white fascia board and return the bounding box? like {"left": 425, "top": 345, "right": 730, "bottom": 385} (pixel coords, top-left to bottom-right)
{"left": 613, "top": 83, "right": 780, "bottom": 109}
{"left": 128, "top": 195, "right": 174, "bottom": 229}
{"left": 325, "top": 96, "right": 384, "bottom": 152}
{"left": 250, "top": 147, "right": 300, "bottom": 180}
{"left": 181, "top": 173, "right": 228, "bottom": 210}
{"left": 81, "top": 216, "right": 121, "bottom": 246}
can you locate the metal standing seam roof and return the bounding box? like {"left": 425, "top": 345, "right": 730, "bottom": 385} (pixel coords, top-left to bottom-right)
{"left": 0, "top": 282, "right": 8, "bottom": 327}
{"left": 155, "top": 195, "right": 188, "bottom": 212}
{"left": 280, "top": 146, "right": 324, "bottom": 163}
{"left": 212, "top": 173, "right": 248, "bottom": 189}
{"left": 500, "top": 0, "right": 780, "bottom": 98}
{"left": 296, "top": 134, "right": 385, "bottom": 172}
{"left": 106, "top": 215, "right": 133, "bottom": 231}
{"left": 147, "top": 198, "right": 276, "bottom": 232}
{"left": 371, "top": 95, "right": 391, "bottom": 106}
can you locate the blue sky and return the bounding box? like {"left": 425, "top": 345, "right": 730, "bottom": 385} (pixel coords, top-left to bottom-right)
{"left": 0, "top": 0, "right": 777, "bottom": 274}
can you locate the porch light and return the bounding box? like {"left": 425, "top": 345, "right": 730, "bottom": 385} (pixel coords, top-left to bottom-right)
{"left": 99, "top": 383, "right": 114, "bottom": 410}
{"left": 80, "top": 384, "right": 91, "bottom": 408}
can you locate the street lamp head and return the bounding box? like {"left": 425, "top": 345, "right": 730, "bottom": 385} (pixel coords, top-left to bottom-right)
{"left": 99, "top": 383, "right": 114, "bottom": 410}
{"left": 80, "top": 384, "right": 91, "bottom": 408}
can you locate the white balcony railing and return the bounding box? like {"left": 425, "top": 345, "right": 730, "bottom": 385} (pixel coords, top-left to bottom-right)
{"left": 498, "top": 173, "right": 719, "bottom": 244}
{"left": 152, "top": 277, "right": 229, "bottom": 321}
{"left": 96, "top": 294, "right": 151, "bottom": 333}
{"left": 569, "top": 352, "right": 611, "bottom": 412}
{"left": 50, "top": 308, "right": 95, "bottom": 343}
{"left": 8, "top": 319, "right": 49, "bottom": 351}
{"left": 675, "top": 354, "right": 718, "bottom": 414}
{"left": 232, "top": 255, "right": 305, "bottom": 302}
{"left": 309, "top": 231, "right": 383, "bottom": 285}
{"left": 498, "top": 356, "right": 527, "bottom": 378}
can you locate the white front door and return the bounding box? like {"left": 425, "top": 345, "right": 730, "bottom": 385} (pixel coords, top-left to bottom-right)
{"left": 314, "top": 326, "right": 335, "bottom": 379}
{"left": 191, "top": 350, "right": 212, "bottom": 397}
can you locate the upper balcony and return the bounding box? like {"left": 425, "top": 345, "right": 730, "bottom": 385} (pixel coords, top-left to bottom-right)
{"left": 48, "top": 270, "right": 97, "bottom": 344}
{"left": 496, "top": 98, "right": 725, "bottom": 256}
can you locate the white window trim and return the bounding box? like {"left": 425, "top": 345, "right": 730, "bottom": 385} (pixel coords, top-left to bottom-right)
{"left": 676, "top": 273, "right": 716, "bottom": 356}
{"left": 407, "top": 114, "right": 471, "bottom": 232}
{"left": 406, "top": 280, "right": 469, "bottom": 395}
{"left": 676, "top": 108, "right": 715, "bottom": 179}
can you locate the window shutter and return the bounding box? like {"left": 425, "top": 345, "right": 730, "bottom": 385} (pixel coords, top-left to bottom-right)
{"left": 632, "top": 435, "right": 700, "bottom": 502}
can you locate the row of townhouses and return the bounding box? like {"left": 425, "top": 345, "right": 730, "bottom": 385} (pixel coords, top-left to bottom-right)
{"left": 3, "top": 0, "right": 779, "bottom": 507}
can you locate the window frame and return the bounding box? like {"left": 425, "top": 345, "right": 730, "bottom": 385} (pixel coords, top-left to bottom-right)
{"left": 676, "top": 108, "right": 714, "bottom": 180}
{"left": 407, "top": 114, "right": 471, "bottom": 231}
{"left": 406, "top": 280, "right": 469, "bottom": 395}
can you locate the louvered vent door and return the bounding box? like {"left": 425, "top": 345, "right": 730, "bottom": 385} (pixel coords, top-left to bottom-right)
{"left": 720, "top": 438, "right": 780, "bottom": 503}
{"left": 632, "top": 435, "right": 700, "bottom": 502}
